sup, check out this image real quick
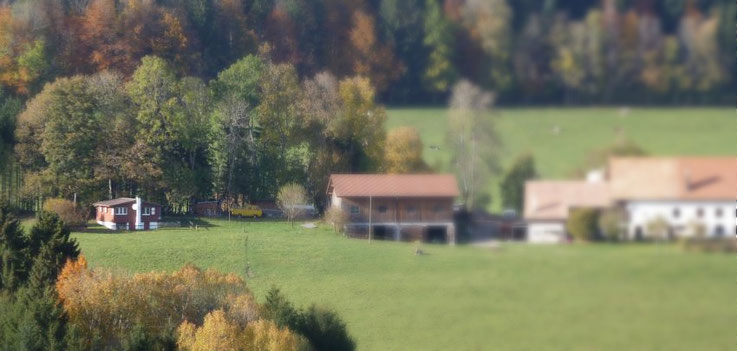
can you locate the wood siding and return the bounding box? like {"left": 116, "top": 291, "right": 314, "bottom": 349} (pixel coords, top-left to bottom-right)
{"left": 338, "top": 196, "right": 454, "bottom": 224}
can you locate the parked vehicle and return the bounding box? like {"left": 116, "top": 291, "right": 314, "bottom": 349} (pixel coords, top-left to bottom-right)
{"left": 230, "top": 204, "right": 263, "bottom": 218}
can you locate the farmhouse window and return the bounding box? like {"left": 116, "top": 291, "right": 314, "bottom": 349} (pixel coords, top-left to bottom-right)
{"left": 114, "top": 207, "right": 127, "bottom": 215}
{"left": 672, "top": 208, "right": 680, "bottom": 219}
{"left": 350, "top": 206, "right": 359, "bottom": 215}
{"left": 433, "top": 204, "right": 444, "bottom": 213}
{"left": 151, "top": 207, "right": 156, "bottom": 215}
{"left": 378, "top": 205, "right": 387, "bottom": 214}
{"left": 696, "top": 208, "right": 704, "bottom": 218}
{"left": 407, "top": 205, "right": 417, "bottom": 214}
{"left": 715, "top": 208, "right": 722, "bottom": 217}
{"left": 142, "top": 207, "right": 151, "bottom": 215}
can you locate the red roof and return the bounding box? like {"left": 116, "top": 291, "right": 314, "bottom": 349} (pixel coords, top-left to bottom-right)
{"left": 328, "top": 174, "right": 459, "bottom": 198}
{"left": 608, "top": 157, "right": 735, "bottom": 201}
{"left": 524, "top": 181, "right": 610, "bottom": 220}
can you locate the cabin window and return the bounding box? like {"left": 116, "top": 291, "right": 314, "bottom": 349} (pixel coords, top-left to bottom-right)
{"left": 378, "top": 205, "right": 388, "bottom": 214}
{"left": 114, "top": 207, "right": 127, "bottom": 215}
{"left": 433, "top": 204, "right": 444, "bottom": 213}
{"left": 142, "top": 207, "right": 151, "bottom": 215}
{"left": 407, "top": 205, "right": 417, "bottom": 214}
{"left": 672, "top": 208, "right": 680, "bottom": 219}
{"left": 151, "top": 207, "right": 156, "bottom": 215}
{"left": 695, "top": 208, "right": 704, "bottom": 218}
{"left": 350, "top": 206, "right": 359, "bottom": 215}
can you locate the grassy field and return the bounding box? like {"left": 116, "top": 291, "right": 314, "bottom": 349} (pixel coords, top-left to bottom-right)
{"left": 73, "top": 220, "right": 733, "bottom": 351}
{"left": 387, "top": 107, "right": 733, "bottom": 210}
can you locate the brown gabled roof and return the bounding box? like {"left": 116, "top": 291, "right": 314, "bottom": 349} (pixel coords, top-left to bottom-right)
{"left": 328, "top": 174, "right": 459, "bottom": 198}
{"left": 524, "top": 181, "right": 610, "bottom": 220}
{"left": 609, "top": 157, "right": 735, "bottom": 201}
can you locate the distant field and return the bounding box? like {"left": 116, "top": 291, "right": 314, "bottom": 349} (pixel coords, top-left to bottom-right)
{"left": 386, "top": 107, "right": 733, "bottom": 210}
{"left": 73, "top": 220, "right": 734, "bottom": 351}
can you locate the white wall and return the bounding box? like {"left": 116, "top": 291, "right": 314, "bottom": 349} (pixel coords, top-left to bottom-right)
{"left": 625, "top": 200, "right": 733, "bottom": 239}
{"left": 330, "top": 192, "right": 342, "bottom": 209}
{"left": 527, "top": 222, "right": 566, "bottom": 243}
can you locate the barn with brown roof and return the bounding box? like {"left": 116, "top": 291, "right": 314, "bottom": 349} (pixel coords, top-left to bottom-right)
{"left": 327, "top": 174, "right": 459, "bottom": 244}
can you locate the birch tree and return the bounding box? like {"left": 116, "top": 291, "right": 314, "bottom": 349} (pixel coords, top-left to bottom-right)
{"left": 447, "top": 80, "right": 500, "bottom": 209}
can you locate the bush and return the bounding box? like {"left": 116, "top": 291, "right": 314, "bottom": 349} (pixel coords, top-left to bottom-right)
{"left": 567, "top": 208, "right": 599, "bottom": 241}
{"left": 324, "top": 207, "right": 348, "bottom": 233}
{"left": 645, "top": 216, "right": 670, "bottom": 241}
{"left": 597, "top": 208, "right": 625, "bottom": 241}
{"left": 500, "top": 154, "right": 537, "bottom": 213}
{"left": 679, "top": 238, "right": 736, "bottom": 254}
{"left": 296, "top": 305, "right": 355, "bottom": 351}
{"left": 42, "top": 198, "right": 86, "bottom": 228}
{"left": 263, "top": 287, "right": 355, "bottom": 351}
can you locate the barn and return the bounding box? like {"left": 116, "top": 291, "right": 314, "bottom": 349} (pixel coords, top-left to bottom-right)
{"left": 327, "top": 174, "right": 459, "bottom": 244}
{"left": 93, "top": 197, "right": 162, "bottom": 230}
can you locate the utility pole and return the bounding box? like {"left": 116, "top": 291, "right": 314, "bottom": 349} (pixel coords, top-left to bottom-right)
{"left": 368, "top": 194, "right": 372, "bottom": 243}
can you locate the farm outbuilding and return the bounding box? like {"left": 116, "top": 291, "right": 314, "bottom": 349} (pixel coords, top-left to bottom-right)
{"left": 327, "top": 174, "right": 459, "bottom": 244}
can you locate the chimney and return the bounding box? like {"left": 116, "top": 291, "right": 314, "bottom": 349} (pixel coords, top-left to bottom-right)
{"left": 135, "top": 196, "right": 142, "bottom": 230}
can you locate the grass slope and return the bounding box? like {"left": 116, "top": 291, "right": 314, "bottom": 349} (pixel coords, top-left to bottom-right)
{"left": 387, "top": 107, "right": 733, "bottom": 210}
{"left": 74, "top": 220, "right": 733, "bottom": 351}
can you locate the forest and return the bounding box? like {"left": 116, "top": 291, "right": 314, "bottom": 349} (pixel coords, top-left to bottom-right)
{"left": 0, "top": 0, "right": 734, "bottom": 212}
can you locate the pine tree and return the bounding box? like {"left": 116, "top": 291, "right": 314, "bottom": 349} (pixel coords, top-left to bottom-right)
{"left": 0, "top": 206, "right": 29, "bottom": 292}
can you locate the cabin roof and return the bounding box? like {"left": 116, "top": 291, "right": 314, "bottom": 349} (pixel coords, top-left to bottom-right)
{"left": 328, "top": 174, "right": 459, "bottom": 198}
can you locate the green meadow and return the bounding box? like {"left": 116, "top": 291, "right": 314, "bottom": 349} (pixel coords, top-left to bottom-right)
{"left": 73, "top": 220, "right": 733, "bottom": 351}
{"left": 386, "top": 107, "right": 732, "bottom": 210}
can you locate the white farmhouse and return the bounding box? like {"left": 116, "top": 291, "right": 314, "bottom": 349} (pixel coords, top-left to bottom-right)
{"left": 524, "top": 156, "right": 735, "bottom": 242}
{"left": 609, "top": 157, "right": 734, "bottom": 239}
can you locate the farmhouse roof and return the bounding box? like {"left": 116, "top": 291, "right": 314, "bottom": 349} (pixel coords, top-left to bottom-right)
{"left": 608, "top": 157, "right": 735, "bottom": 201}
{"left": 93, "top": 197, "right": 161, "bottom": 207}
{"left": 328, "top": 174, "right": 459, "bottom": 198}
{"left": 524, "top": 181, "right": 610, "bottom": 221}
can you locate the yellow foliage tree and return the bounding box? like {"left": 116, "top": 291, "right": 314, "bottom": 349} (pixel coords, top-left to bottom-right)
{"left": 177, "top": 311, "right": 308, "bottom": 351}
{"left": 384, "top": 127, "right": 427, "bottom": 173}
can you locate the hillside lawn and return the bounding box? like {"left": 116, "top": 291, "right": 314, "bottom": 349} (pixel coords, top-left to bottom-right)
{"left": 72, "top": 220, "right": 733, "bottom": 351}
{"left": 386, "top": 107, "right": 733, "bottom": 211}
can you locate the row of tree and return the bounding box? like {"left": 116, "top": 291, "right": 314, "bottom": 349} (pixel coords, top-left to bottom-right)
{"left": 9, "top": 53, "right": 431, "bottom": 212}
{"left": 0, "top": 0, "right": 732, "bottom": 105}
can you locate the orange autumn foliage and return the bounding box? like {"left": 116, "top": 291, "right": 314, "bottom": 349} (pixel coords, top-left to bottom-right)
{"left": 55, "top": 258, "right": 264, "bottom": 348}
{"left": 348, "top": 11, "right": 403, "bottom": 93}
{"left": 177, "top": 310, "right": 308, "bottom": 351}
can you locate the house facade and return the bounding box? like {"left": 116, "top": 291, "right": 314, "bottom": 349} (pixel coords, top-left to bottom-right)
{"left": 94, "top": 197, "right": 162, "bottom": 230}
{"left": 327, "top": 174, "right": 459, "bottom": 244}
{"left": 609, "top": 157, "right": 734, "bottom": 239}
{"left": 524, "top": 156, "right": 735, "bottom": 242}
{"left": 524, "top": 180, "right": 610, "bottom": 243}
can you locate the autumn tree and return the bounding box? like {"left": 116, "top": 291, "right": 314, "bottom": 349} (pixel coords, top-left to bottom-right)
{"left": 422, "top": 0, "right": 458, "bottom": 95}
{"left": 276, "top": 183, "right": 307, "bottom": 227}
{"left": 349, "top": 10, "right": 403, "bottom": 93}
{"left": 459, "top": 0, "right": 513, "bottom": 91}
{"left": 447, "top": 80, "right": 500, "bottom": 209}
{"left": 384, "top": 126, "right": 427, "bottom": 173}
{"left": 333, "top": 76, "right": 387, "bottom": 172}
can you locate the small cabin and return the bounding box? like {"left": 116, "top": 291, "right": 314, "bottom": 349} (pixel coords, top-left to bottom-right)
{"left": 327, "top": 174, "right": 459, "bottom": 244}
{"left": 93, "top": 197, "right": 162, "bottom": 230}
{"left": 194, "top": 200, "right": 221, "bottom": 217}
